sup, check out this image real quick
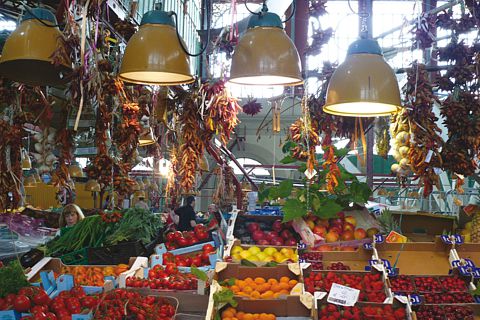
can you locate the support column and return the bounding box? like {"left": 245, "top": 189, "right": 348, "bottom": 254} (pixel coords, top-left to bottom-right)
{"left": 358, "top": 0, "right": 374, "bottom": 189}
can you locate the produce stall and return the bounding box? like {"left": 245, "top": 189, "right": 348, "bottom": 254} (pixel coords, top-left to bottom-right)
{"left": 0, "top": 0, "right": 480, "bottom": 319}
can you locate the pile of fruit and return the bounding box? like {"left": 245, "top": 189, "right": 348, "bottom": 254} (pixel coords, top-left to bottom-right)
{"left": 416, "top": 305, "right": 474, "bottom": 320}
{"left": 0, "top": 286, "right": 99, "bottom": 320}
{"left": 227, "top": 276, "right": 298, "bottom": 299}
{"left": 60, "top": 264, "right": 129, "bottom": 287}
{"left": 93, "top": 289, "right": 176, "bottom": 320}
{"left": 304, "top": 214, "right": 377, "bottom": 243}
{"left": 241, "top": 220, "right": 298, "bottom": 246}
{"left": 390, "top": 275, "right": 473, "bottom": 303}
{"left": 126, "top": 263, "right": 198, "bottom": 290}
{"left": 299, "top": 252, "right": 350, "bottom": 270}
{"left": 161, "top": 243, "right": 216, "bottom": 267}
{"left": 229, "top": 245, "right": 298, "bottom": 264}
{"left": 221, "top": 307, "right": 276, "bottom": 320}
{"left": 164, "top": 224, "right": 210, "bottom": 250}
{"left": 317, "top": 304, "right": 407, "bottom": 320}
{"left": 304, "top": 272, "right": 386, "bottom": 302}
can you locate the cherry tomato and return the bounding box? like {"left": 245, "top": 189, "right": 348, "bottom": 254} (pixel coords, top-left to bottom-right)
{"left": 13, "top": 295, "right": 31, "bottom": 312}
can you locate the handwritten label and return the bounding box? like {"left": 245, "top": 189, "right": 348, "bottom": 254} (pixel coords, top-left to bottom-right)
{"left": 327, "top": 283, "right": 360, "bottom": 307}
{"left": 374, "top": 234, "right": 385, "bottom": 243}
{"left": 297, "top": 242, "right": 307, "bottom": 250}
{"left": 441, "top": 234, "right": 464, "bottom": 244}
{"left": 425, "top": 150, "right": 433, "bottom": 163}
{"left": 364, "top": 243, "right": 373, "bottom": 250}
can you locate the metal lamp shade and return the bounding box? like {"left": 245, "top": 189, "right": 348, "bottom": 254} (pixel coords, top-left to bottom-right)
{"left": 229, "top": 26, "right": 303, "bottom": 86}
{"left": 0, "top": 9, "right": 71, "bottom": 86}
{"left": 69, "top": 164, "right": 84, "bottom": 178}
{"left": 24, "top": 175, "right": 37, "bottom": 188}
{"left": 119, "top": 10, "right": 193, "bottom": 85}
{"left": 85, "top": 179, "right": 101, "bottom": 192}
{"left": 138, "top": 128, "right": 156, "bottom": 147}
{"left": 324, "top": 39, "right": 401, "bottom": 117}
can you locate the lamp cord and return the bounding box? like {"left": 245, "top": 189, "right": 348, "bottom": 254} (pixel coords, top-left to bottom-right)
{"left": 22, "top": 4, "right": 83, "bottom": 28}
{"left": 244, "top": 0, "right": 296, "bottom": 23}
{"left": 170, "top": 0, "right": 211, "bottom": 57}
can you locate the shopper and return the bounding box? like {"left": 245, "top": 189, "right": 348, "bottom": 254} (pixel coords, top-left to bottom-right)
{"left": 59, "top": 203, "right": 85, "bottom": 228}
{"left": 174, "top": 196, "right": 197, "bottom": 231}
{"left": 135, "top": 196, "right": 149, "bottom": 210}
{"left": 207, "top": 203, "right": 222, "bottom": 226}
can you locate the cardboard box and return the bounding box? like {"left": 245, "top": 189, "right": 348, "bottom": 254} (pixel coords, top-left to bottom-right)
{"left": 215, "top": 262, "right": 302, "bottom": 284}
{"left": 391, "top": 211, "right": 455, "bottom": 242}
{"left": 27, "top": 257, "right": 148, "bottom": 290}
{"left": 300, "top": 248, "right": 372, "bottom": 271}
{"left": 205, "top": 280, "right": 312, "bottom": 320}
{"left": 375, "top": 239, "right": 451, "bottom": 275}
{"left": 314, "top": 298, "right": 408, "bottom": 320}
{"left": 412, "top": 303, "right": 480, "bottom": 320}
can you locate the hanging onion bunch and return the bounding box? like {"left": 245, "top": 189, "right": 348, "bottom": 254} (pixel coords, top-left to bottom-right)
{"left": 31, "top": 127, "right": 57, "bottom": 174}
{"left": 390, "top": 108, "right": 412, "bottom": 179}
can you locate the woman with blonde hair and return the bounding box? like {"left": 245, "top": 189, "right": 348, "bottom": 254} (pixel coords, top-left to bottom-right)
{"left": 59, "top": 203, "right": 85, "bottom": 228}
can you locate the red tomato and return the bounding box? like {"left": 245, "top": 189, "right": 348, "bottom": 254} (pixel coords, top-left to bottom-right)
{"left": 0, "top": 298, "right": 6, "bottom": 310}
{"left": 33, "top": 290, "right": 51, "bottom": 306}
{"left": 176, "top": 237, "right": 188, "bottom": 247}
{"left": 165, "top": 263, "right": 178, "bottom": 275}
{"left": 13, "top": 295, "right": 31, "bottom": 312}
{"left": 5, "top": 293, "right": 16, "bottom": 305}
{"left": 18, "top": 287, "right": 37, "bottom": 297}
{"left": 165, "top": 232, "right": 175, "bottom": 242}
{"left": 186, "top": 231, "right": 195, "bottom": 239}
{"left": 202, "top": 244, "right": 215, "bottom": 253}
{"left": 172, "top": 231, "right": 183, "bottom": 241}
{"left": 80, "top": 296, "right": 97, "bottom": 309}
{"left": 191, "top": 256, "right": 202, "bottom": 267}
{"left": 197, "top": 230, "right": 208, "bottom": 240}
{"left": 70, "top": 287, "right": 86, "bottom": 298}
{"left": 31, "top": 305, "right": 48, "bottom": 314}
{"left": 45, "top": 312, "right": 57, "bottom": 320}
{"left": 184, "top": 257, "right": 192, "bottom": 266}
{"left": 194, "top": 224, "right": 206, "bottom": 233}
{"left": 55, "top": 309, "right": 71, "bottom": 318}
{"left": 201, "top": 251, "right": 212, "bottom": 263}
{"left": 32, "top": 311, "right": 48, "bottom": 320}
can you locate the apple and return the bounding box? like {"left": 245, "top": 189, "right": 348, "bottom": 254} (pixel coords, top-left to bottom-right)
{"left": 345, "top": 216, "right": 357, "bottom": 227}
{"left": 272, "top": 220, "right": 283, "bottom": 232}
{"left": 271, "top": 237, "right": 284, "bottom": 246}
{"left": 252, "top": 230, "right": 265, "bottom": 241}
{"left": 306, "top": 219, "right": 315, "bottom": 230}
{"left": 280, "top": 229, "right": 293, "bottom": 240}
{"left": 284, "top": 238, "right": 297, "bottom": 246}
{"left": 329, "top": 218, "right": 344, "bottom": 226}
{"left": 313, "top": 225, "right": 327, "bottom": 237}
{"left": 316, "top": 219, "right": 329, "bottom": 227}
{"left": 265, "top": 231, "right": 278, "bottom": 242}
{"left": 367, "top": 227, "right": 380, "bottom": 238}
{"left": 247, "top": 223, "right": 260, "bottom": 233}
{"left": 328, "top": 226, "right": 342, "bottom": 234}
{"left": 343, "top": 222, "right": 355, "bottom": 232}
{"left": 354, "top": 228, "right": 367, "bottom": 240}
{"left": 341, "top": 230, "right": 354, "bottom": 241}
{"left": 325, "top": 231, "right": 339, "bottom": 243}
{"left": 257, "top": 239, "right": 269, "bottom": 245}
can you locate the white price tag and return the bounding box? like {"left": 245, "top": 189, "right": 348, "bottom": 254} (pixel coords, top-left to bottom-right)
{"left": 327, "top": 283, "right": 360, "bottom": 307}
{"left": 425, "top": 150, "right": 433, "bottom": 163}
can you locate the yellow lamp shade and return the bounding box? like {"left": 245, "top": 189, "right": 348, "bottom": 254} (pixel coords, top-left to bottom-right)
{"left": 119, "top": 10, "right": 193, "bottom": 85}
{"left": 85, "top": 179, "right": 101, "bottom": 192}
{"left": 24, "top": 175, "right": 37, "bottom": 188}
{"left": 324, "top": 39, "right": 401, "bottom": 117}
{"left": 229, "top": 11, "right": 303, "bottom": 86}
{"left": 69, "top": 164, "right": 84, "bottom": 178}
{"left": 21, "top": 149, "right": 32, "bottom": 170}
{"left": 138, "top": 128, "right": 156, "bottom": 147}
{"left": 0, "top": 8, "right": 71, "bottom": 86}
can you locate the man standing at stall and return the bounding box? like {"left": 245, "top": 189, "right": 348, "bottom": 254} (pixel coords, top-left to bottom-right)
{"left": 174, "top": 195, "right": 197, "bottom": 231}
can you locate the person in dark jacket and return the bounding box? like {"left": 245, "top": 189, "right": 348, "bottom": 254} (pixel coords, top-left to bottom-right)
{"left": 174, "top": 196, "right": 197, "bottom": 231}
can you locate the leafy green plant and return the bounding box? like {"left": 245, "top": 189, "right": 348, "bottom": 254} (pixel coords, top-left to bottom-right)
{"left": 0, "top": 260, "right": 30, "bottom": 298}
{"left": 261, "top": 146, "right": 372, "bottom": 222}
{"left": 213, "top": 286, "right": 238, "bottom": 320}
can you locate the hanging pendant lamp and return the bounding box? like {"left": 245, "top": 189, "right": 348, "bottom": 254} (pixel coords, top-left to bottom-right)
{"left": 138, "top": 127, "right": 156, "bottom": 147}
{"left": 119, "top": 8, "right": 194, "bottom": 85}
{"left": 0, "top": 8, "right": 71, "bottom": 86}
{"left": 229, "top": 4, "right": 303, "bottom": 86}
{"left": 323, "top": 39, "right": 401, "bottom": 117}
